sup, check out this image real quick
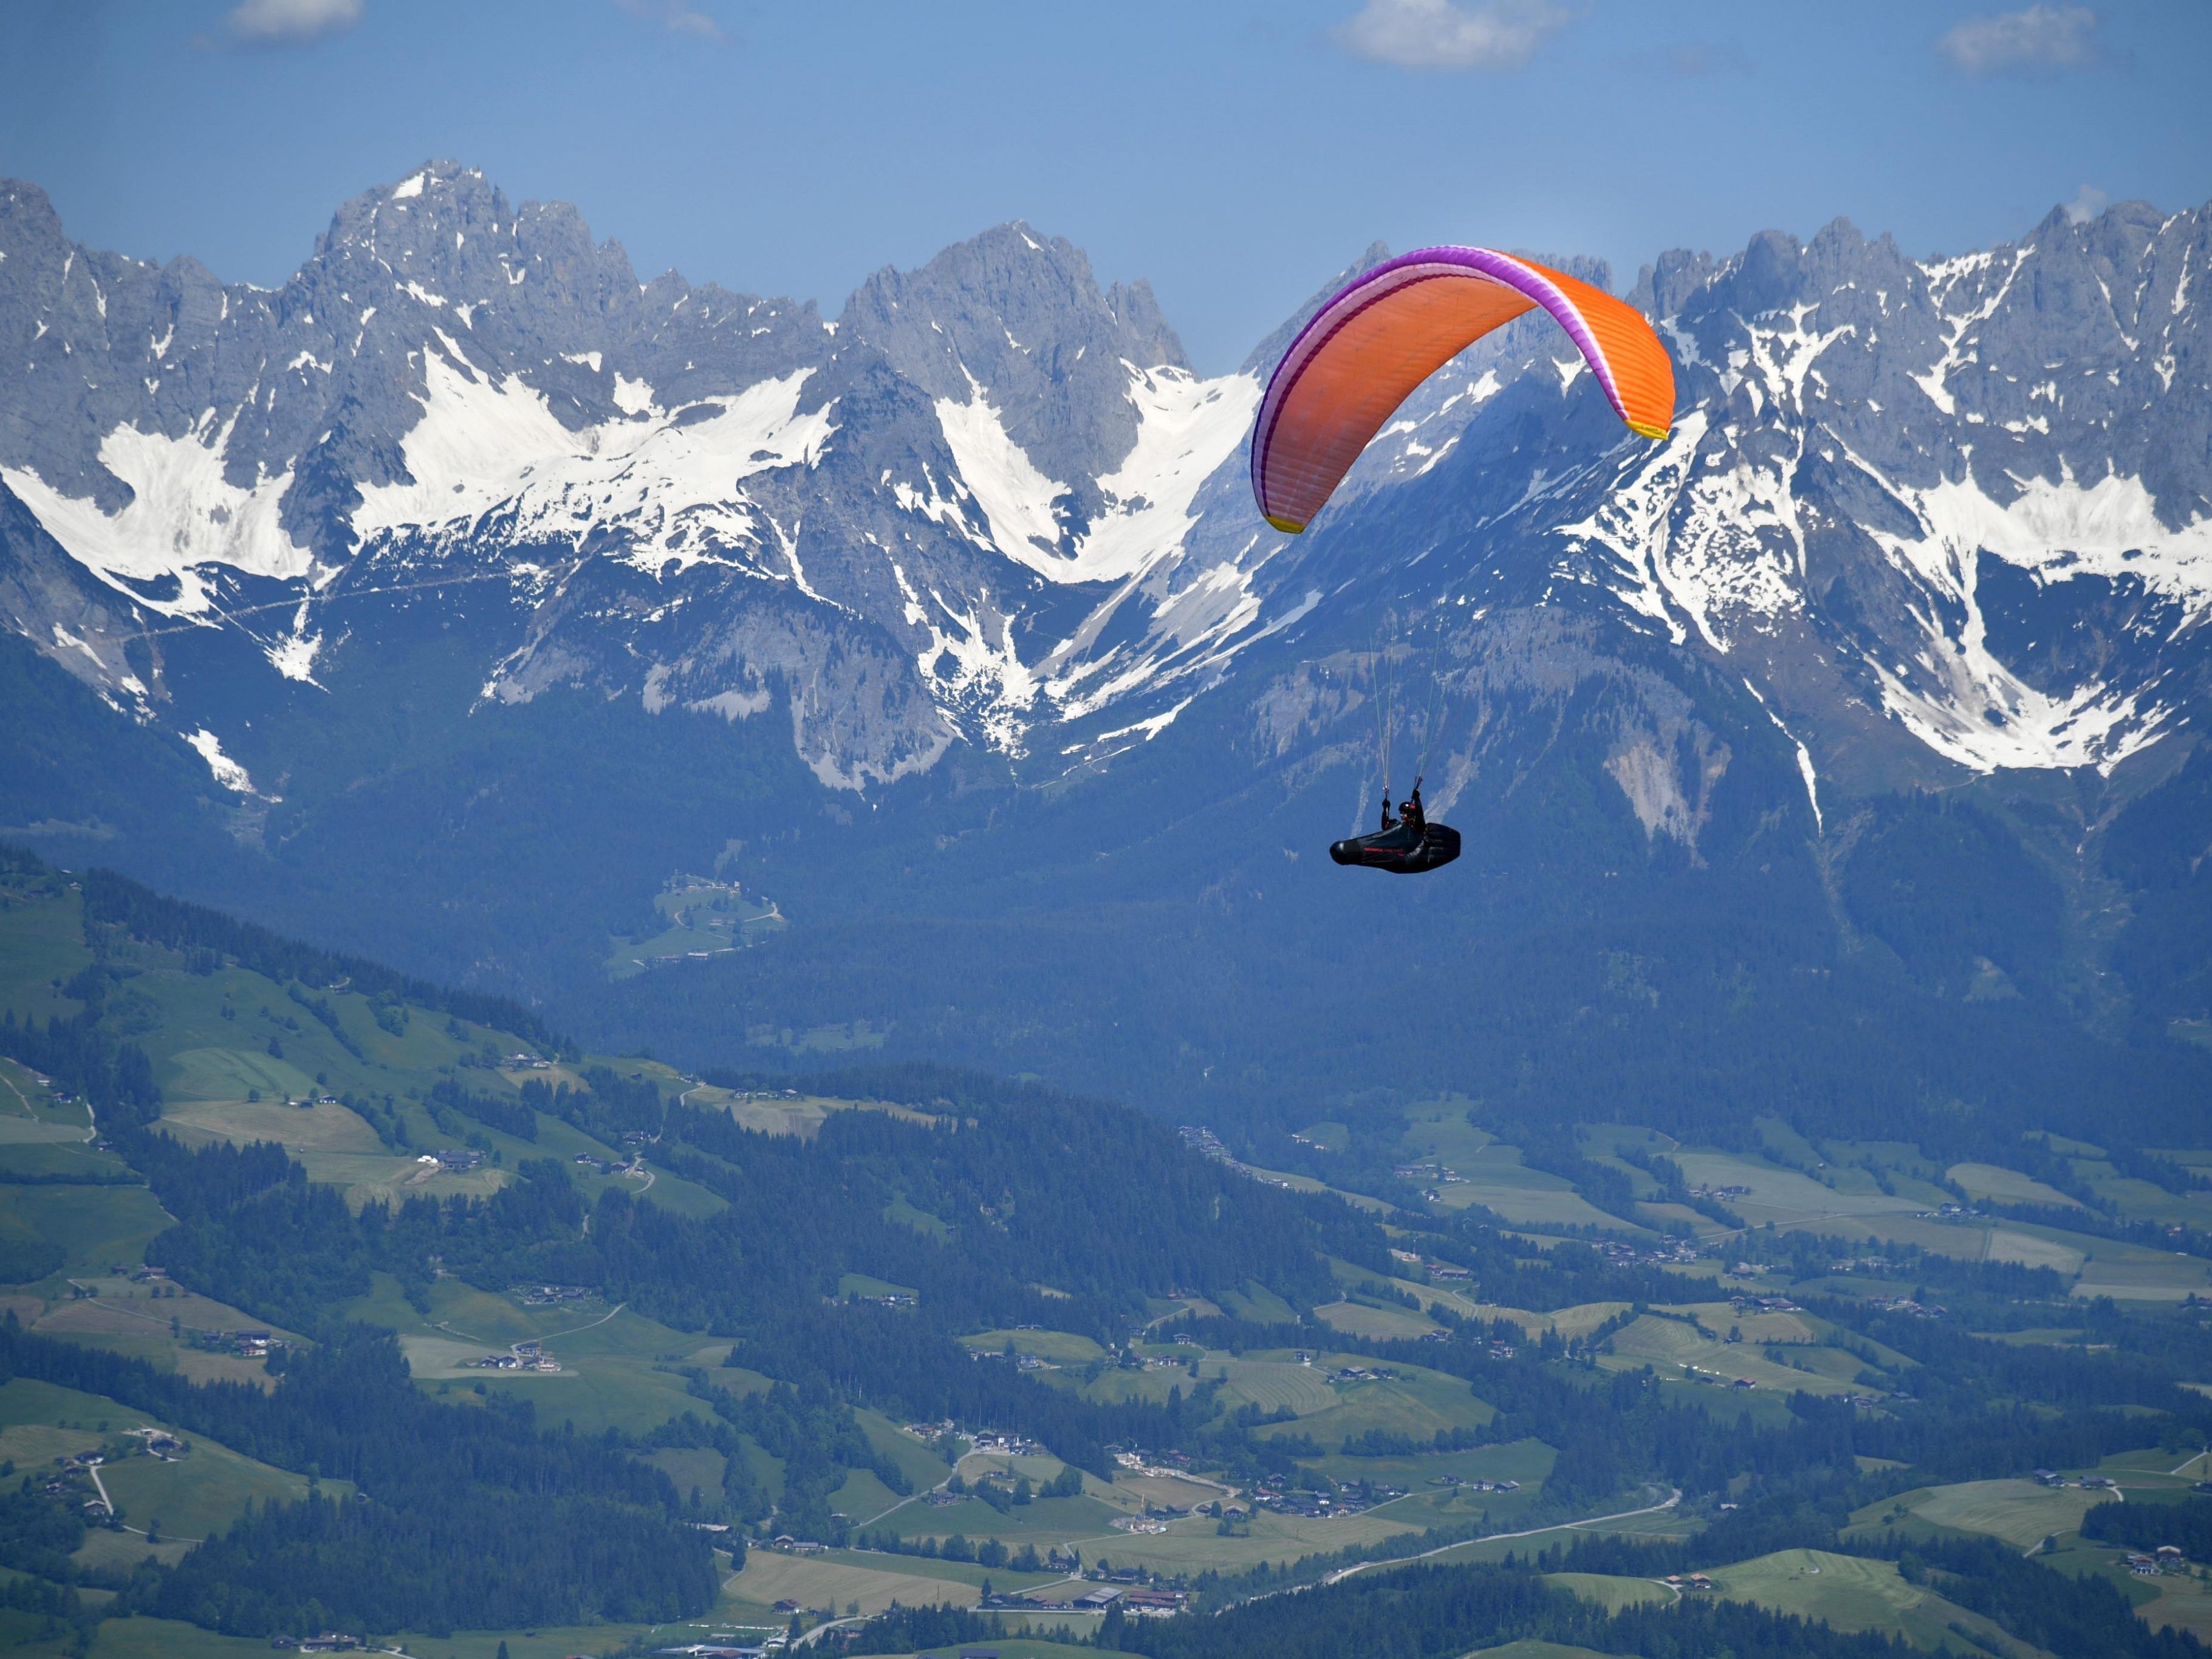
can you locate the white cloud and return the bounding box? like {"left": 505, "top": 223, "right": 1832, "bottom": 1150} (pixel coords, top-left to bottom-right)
{"left": 617, "top": 0, "right": 723, "bottom": 39}
{"left": 225, "top": 0, "right": 362, "bottom": 43}
{"left": 1336, "top": 0, "right": 1569, "bottom": 71}
{"left": 1937, "top": 5, "right": 2098, "bottom": 76}
{"left": 2063, "top": 183, "right": 2109, "bottom": 225}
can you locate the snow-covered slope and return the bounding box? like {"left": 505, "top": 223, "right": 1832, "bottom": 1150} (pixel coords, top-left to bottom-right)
{"left": 2, "top": 164, "right": 2208, "bottom": 816}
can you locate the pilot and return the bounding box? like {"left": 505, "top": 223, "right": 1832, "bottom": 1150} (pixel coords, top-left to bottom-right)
{"left": 1400, "top": 788, "right": 1426, "bottom": 834}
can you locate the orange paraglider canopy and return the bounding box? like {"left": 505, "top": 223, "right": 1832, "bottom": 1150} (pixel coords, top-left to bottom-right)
{"left": 1251, "top": 247, "right": 1674, "bottom": 535}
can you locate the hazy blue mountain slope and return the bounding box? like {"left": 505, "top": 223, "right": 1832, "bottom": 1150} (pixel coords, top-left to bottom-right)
{"left": 3, "top": 165, "right": 2210, "bottom": 1144}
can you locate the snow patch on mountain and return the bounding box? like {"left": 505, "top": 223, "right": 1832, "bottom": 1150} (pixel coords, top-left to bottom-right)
{"left": 185, "top": 728, "right": 257, "bottom": 794}
{"left": 1070, "top": 366, "right": 1260, "bottom": 583}
{"left": 1912, "top": 247, "right": 2030, "bottom": 416}
{"left": 354, "top": 351, "right": 835, "bottom": 575}
{"left": 267, "top": 601, "right": 323, "bottom": 683}
{"left": 2, "top": 416, "right": 311, "bottom": 616}
{"left": 935, "top": 363, "right": 1258, "bottom": 586}
{"left": 1883, "top": 468, "right": 2212, "bottom": 616}
{"left": 933, "top": 377, "right": 1069, "bottom": 566}
{"left": 1870, "top": 650, "right": 2169, "bottom": 775}
{"left": 1846, "top": 462, "right": 2203, "bottom": 773}
{"left": 1555, "top": 411, "right": 1805, "bottom": 651}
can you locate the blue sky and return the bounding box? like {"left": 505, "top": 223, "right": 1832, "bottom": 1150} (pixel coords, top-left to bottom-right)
{"left": 4, "top": 0, "right": 2208, "bottom": 371}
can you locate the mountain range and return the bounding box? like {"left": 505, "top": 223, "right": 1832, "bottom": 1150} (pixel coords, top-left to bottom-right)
{"left": 4, "top": 161, "right": 2209, "bottom": 1145}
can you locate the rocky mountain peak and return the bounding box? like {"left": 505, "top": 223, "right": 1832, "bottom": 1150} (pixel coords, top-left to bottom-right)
{"left": 2, "top": 171, "right": 2208, "bottom": 827}
{"left": 840, "top": 220, "right": 1192, "bottom": 501}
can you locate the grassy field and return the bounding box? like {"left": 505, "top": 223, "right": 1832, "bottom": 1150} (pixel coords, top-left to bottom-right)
{"left": 879, "top": 1491, "right": 1124, "bottom": 1549}
{"left": 83, "top": 1619, "right": 276, "bottom": 1658}
{"left": 1217, "top": 1282, "right": 1301, "bottom": 1324}
{"left": 962, "top": 1329, "right": 1104, "bottom": 1365}
{"left": 1075, "top": 1505, "right": 1430, "bottom": 1576}
{"left": 1664, "top": 1152, "right": 1922, "bottom": 1231}
{"left": 1467, "top": 1644, "right": 1617, "bottom": 1659}
{"left": 1546, "top": 1571, "right": 1674, "bottom": 1611}
{"left": 1396, "top": 1118, "right": 1632, "bottom": 1233}
{"left": 1253, "top": 1357, "right": 1495, "bottom": 1449}
{"left": 909, "top": 1639, "right": 1095, "bottom": 1659}
{"left": 340, "top": 1278, "right": 731, "bottom": 1438}
{"left": 730, "top": 1550, "right": 985, "bottom": 1615}
{"left": 604, "top": 877, "right": 786, "bottom": 979}
{"left": 1948, "top": 1161, "right": 2085, "bottom": 1208}
{"left": 1313, "top": 1299, "right": 1442, "bottom": 1341}
{"left": 0, "top": 1375, "right": 348, "bottom": 1546}
{"left": 1596, "top": 1313, "right": 1869, "bottom": 1398}
{"left": 1213, "top": 1357, "right": 1340, "bottom": 1417}
{"left": 162, "top": 1096, "right": 385, "bottom": 1152}
{"left": 1708, "top": 1547, "right": 2025, "bottom": 1651}
{"left": 681, "top": 1089, "right": 936, "bottom": 1141}
{"left": 2126, "top": 1564, "right": 2212, "bottom": 1641}
{"left": 1849, "top": 1479, "right": 2118, "bottom": 1549}
{"left": 810, "top": 1548, "right": 1067, "bottom": 1595}
{"left": 2069, "top": 1240, "right": 2212, "bottom": 1301}
{"left": 1476, "top": 1302, "right": 1634, "bottom": 1343}
{"left": 0, "top": 893, "right": 94, "bottom": 1022}
{"left": 861, "top": 1411, "right": 955, "bottom": 1492}
{"left": 96, "top": 1431, "right": 330, "bottom": 1542}
{"left": 0, "top": 1184, "right": 170, "bottom": 1283}
{"left": 17, "top": 1282, "right": 300, "bottom": 1384}
{"left": 1298, "top": 1437, "right": 1555, "bottom": 1494}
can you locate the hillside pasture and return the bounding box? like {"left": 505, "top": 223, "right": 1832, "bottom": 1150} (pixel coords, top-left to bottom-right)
{"left": 1708, "top": 1547, "right": 2024, "bottom": 1652}
{"left": 2133, "top": 1567, "right": 2212, "bottom": 1643}
{"left": 1259, "top": 1360, "right": 1495, "bottom": 1452}
{"left": 1299, "top": 1437, "right": 1554, "bottom": 1494}
{"left": 883, "top": 1490, "right": 1122, "bottom": 1547}
{"left": 1848, "top": 1478, "right": 2117, "bottom": 1548}
{"left": 1078, "top": 1505, "right": 1428, "bottom": 1576}
{"left": 810, "top": 1547, "right": 1066, "bottom": 1595}
{"left": 1477, "top": 1302, "right": 1634, "bottom": 1343}
{"left": 1663, "top": 1302, "right": 1821, "bottom": 1346}
{"left": 29, "top": 1283, "right": 300, "bottom": 1383}
{"left": 730, "top": 1550, "right": 979, "bottom": 1615}
{"left": 85, "top": 1616, "right": 278, "bottom": 1657}
{"left": 306, "top": 1149, "right": 512, "bottom": 1211}
{"left": 685, "top": 1089, "right": 935, "bottom": 1141}
{"left": 1597, "top": 1314, "right": 1865, "bottom": 1397}
{"left": 0, "top": 892, "right": 93, "bottom": 1021}
{"left": 96, "top": 1429, "right": 333, "bottom": 1542}
{"left": 0, "top": 1183, "right": 168, "bottom": 1278}
{"left": 962, "top": 1329, "right": 1104, "bottom": 1365}
{"left": 0, "top": 1112, "right": 94, "bottom": 1148}
{"left": 860, "top": 1410, "right": 954, "bottom": 1491}
{"left": 1665, "top": 1152, "right": 1919, "bottom": 1230}
{"left": 1213, "top": 1356, "right": 1340, "bottom": 1418}
{"left": 2070, "top": 1243, "right": 2212, "bottom": 1302}
{"left": 1948, "top": 1161, "right": 2084, "bottom": 1208}
{"left": 0, "top": 1375, "right": 346, "bottom": 1544}
{"left": 157, "top": 1046, "right": 323, "bottom": 1109}
{"left": 160, "top": 1096, "right": 384, "bottom": 1154}
{"left": 1314, "top": 1299, "right": 1441, "bottom": 1341}
{"left": 1546, "top": 1572, "right": 1674, "bottom": 1612}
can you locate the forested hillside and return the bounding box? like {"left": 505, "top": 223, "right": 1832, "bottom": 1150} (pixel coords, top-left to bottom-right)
{"left": 6, "top": 847, "right": 2212, "bottom": 1657}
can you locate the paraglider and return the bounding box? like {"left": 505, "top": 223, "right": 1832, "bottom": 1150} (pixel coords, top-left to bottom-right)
{"left": 1330, "top": 781, "right": 1460, "bottom": 874}
{"left": 1249, "top": 245, "right": 1676, "bottom": 535}
{"left": 1252, "top": 244, "right": 1676, "bottom": 874}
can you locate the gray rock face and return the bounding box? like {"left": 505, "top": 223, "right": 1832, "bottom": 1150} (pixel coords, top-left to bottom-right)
{"left": 840, "top": 221, "right": 1189, "bottom": 529}
{"left": 1, "top": 162, "right": 2207, "bottom": 830}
